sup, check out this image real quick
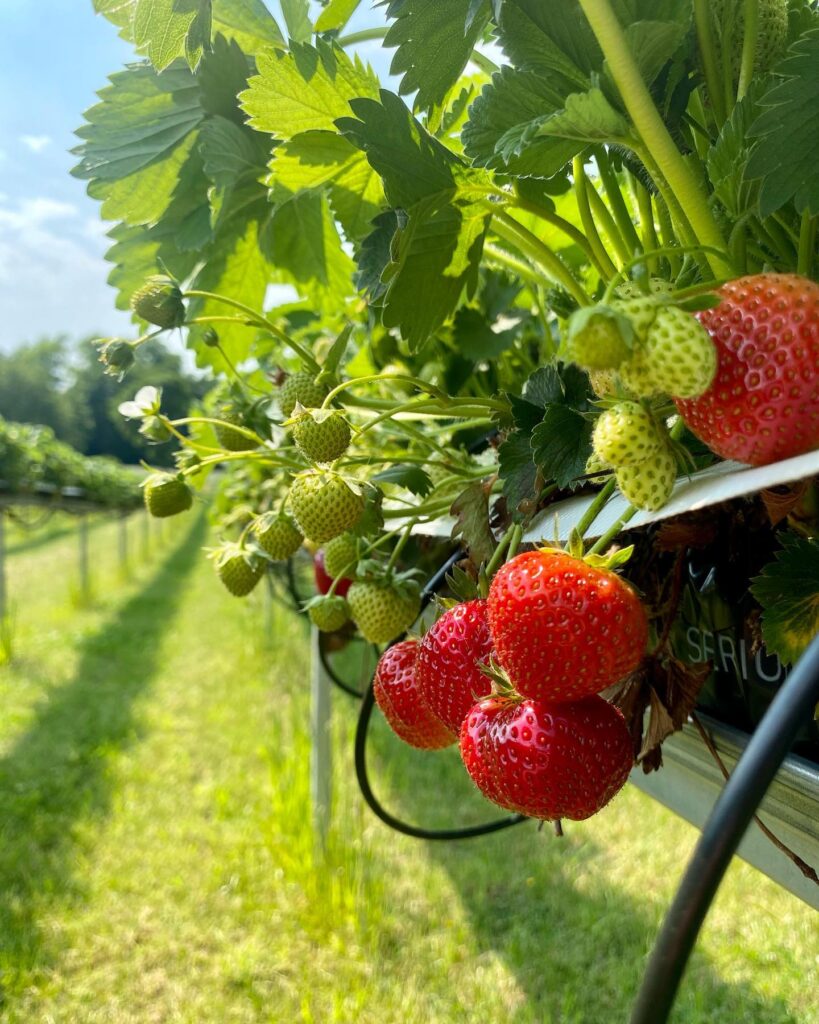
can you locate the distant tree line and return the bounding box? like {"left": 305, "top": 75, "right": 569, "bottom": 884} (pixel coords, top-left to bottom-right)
{"left": 0, "top": 336, "right": 212, "bottom": 467}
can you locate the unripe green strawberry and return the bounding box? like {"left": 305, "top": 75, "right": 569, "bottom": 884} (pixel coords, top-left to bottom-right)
{"left": 614, "top": 278, "right": 673, "bottom": 301}
{"left": 323, "top": 532, "right": 358, "bottom": 580}
{"left": 616, "top": 447, "right": 677, "bottom": 511}
{"left": 308, "top": 595, "right": 350, "bottom": 632}
{"left": 618, "top": 306, "right": 717, "bottom": 399}
{"left": 278, "top": 372, "right": 328, "bottom": 418}
{"left": 561, "top": 304, "right": 634, "bottom": 370}
{"left": 348, "top": 579, "right": 421, "bottom": 644}
{"left": 214, "top": 408, "right": 259, "bottom": 452}
{"left": 584, "top": 452, "right": 611, "bottom": 484}
{"left": 293, "top": 409, "right": 351, "bottom": 463}
{"left": 211, "top": 542, "right": 264, "bottom": 597}
{"left": 253, "top": 512, "right": 303, "bottom": 561}
{"left": 289, "top": 471, "right": 364, "bottom": 544}
{"left": 710, "top": 0, "right": 788, "bottom": 81}
{"left": 97, "top": 337, "right": 135, "bottom": 380}
{"left": 592, "top": 402, "right": 665, "bottom": 468}
{"left": 130, "top": 275, "right": 185, "bottom": 329}
{"left": 143, "top": 472, "right": 193, "bottom": 518}
{"left": 612, "top": 296, "right": 661, "bottom": 343}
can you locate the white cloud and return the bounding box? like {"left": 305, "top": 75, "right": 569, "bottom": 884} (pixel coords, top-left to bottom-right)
{"left": 0, "top": 195, "right": 131, "bottom": 348}
{"left": 20, "top": 134, "right": 52, "bottom": 153}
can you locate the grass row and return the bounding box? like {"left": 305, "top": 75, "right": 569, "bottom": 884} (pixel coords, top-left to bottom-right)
{"left": 0, "top": 511, "right": 815, "bottom": 1022}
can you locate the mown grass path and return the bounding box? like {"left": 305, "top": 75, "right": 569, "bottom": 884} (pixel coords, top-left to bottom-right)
{"left": 0, "top": 513, "right": 816, "bottom": 1023}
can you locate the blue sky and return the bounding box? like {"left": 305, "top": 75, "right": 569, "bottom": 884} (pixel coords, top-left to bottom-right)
{"left": 0, "top": 1, "right": 391, "bottom": 354}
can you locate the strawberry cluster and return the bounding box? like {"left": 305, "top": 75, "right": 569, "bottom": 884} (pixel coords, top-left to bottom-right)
{"left": 373, "top": 549, "right": 646, "bottom": 823}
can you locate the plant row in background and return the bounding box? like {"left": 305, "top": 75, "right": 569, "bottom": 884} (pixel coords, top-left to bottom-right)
{"left": 76, "top": 0, "right": 819, "bottom": 826}
{"left": 0, "top": 418, "right": 142, "bottom": 510}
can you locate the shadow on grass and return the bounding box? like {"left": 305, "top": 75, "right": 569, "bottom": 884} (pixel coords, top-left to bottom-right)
{"left": 363, "top": 714, "right": 802, "bottom": 1024}
{"left": 4, "top": 514, "right": 107, "bottom": 558}
{"left": 0, "top": 511, "right": 207, "bottom": 1004}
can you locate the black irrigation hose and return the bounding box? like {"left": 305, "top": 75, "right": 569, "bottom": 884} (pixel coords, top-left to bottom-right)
{"left": 353, "top": 547, "right": 528, "bottom": 840}
{"left": 630, "top": 631, "right": 819, "bottom": 1024}
{"left": 318, "top": 631, "right": 367, "bottom": 699}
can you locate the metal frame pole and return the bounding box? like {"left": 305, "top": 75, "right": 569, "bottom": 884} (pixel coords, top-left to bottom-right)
{"left": 310, "top": 624, "right": 332, "bottom": 852}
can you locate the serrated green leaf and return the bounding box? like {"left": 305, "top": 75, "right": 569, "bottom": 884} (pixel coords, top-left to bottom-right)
{"left": 267, "top": 132, "right": 384, "bottom": 241}
{"left": 241, "top": 40, "right": 380, "bottom": 140}
{"left": 281, "top": 0, "right": 312, "bottom": 43}
{"left": 451, "top": 481, "right": 495, "bottom": 566}
{"left": 384, "top": 0, "right": 491, "bottom": 110}
{"left": 198, "top": 34, "right": 254, "bottom": 122}
{"left": 187, "top": 216, "right": 272, "bottom": 367}
{"left": 498, "top": 430, "right": 537, "bottom": 511}
{"left": 211, "top": 0, "right": 284, "bottom": 50}
{"left": 535, "top": 87, "right": 630, "bottom": 143}
{"left": 497, "top": 0, "right": 599, "bottom": 89}
{"left": 751, "top": 533, "right": 819, "bottom": 666}
{"left": 73, "top": 63, "right": 203, "bottom": 184}
{"left": 615, "top": 18, "right": 690, "bottom": 90}
{"left": 531, "top": 405, "right": 593, "bottom": 488}
{"left": 133, "top": 0, "right": 212, "bottom": 71}
{"left": 381, "top": 194, "right": 490, "bottom": 349}
{"left": 354, "top": 211, "right": 398, "bottom": 301}
{"left": 94, "top": 0, "right": 137, "bottom": 38}
{"left": 337, "top": 90, "right": 463, "bottom": 208}
{"left": 261, "top": 191, "right": 355, "bottom": 312}
{"left": 462, "top": 66, "right": 581, "bottom": 177}
{"left": 372, "top": 464, "right": 433, "bottom": 495}
{"left": 315, "top": 0, "right": 363, "bottom": 33}
{"left": 747, "top": 29, "right": 819, "bottom": 216}
{"left": 199, "top": 115, "right": 268, "bottom": 189}
{"left": 707, "top": 78, "right": 769, "bottom": 218}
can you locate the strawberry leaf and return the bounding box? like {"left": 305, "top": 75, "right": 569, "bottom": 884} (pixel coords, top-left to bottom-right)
{"left": 133, "top": 0, "right": 212, "bottom": 71}
{"left": 315, "top": 0, "right": 363, "bottom": 33}
{"left": 531, "top": 406, "right": 593, "bottom": 489}
{"left": 747, "top": 29, "right": 819, "bottom": 216}
{"left": 498, "top": 430, "right": 537, "bottom": 511}
{"left": 371, "top": 464, "right": 433, "bottom": 496}
{"left": 751, "top": 532, "right": 819, "bottom": 667}
{"left": 384, "top": 0, "right": 493, "bottom": 110}
{"left": 451, "top": 480, "right": 495, "bottom": 566}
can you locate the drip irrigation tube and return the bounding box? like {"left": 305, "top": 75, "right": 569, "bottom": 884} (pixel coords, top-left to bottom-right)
{"left": 630, "top": 631, "right": 819, "bottom": 1024}
{"left": 318, "top": 631, "right": 367, "bottom": 699}
{"left": 353, "top": 546, "right": 527, "bottom": 841}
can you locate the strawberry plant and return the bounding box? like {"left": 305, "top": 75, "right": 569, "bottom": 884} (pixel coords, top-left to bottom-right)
{"left": 74, "top": 0, "right": 819, "bottom": 831}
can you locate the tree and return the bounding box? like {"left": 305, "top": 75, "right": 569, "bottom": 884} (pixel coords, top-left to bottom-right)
{"left": 0, "top": 337, "right": 86, "bottom": 448}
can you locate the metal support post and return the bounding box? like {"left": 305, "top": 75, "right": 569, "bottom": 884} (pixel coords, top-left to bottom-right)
{"left": 310, "top": 624, "right": 332, "bottom": 852}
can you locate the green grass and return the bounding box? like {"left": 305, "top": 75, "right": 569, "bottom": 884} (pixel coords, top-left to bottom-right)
{"left": 0, "top": 514, "right": 816, "bottom": 1023}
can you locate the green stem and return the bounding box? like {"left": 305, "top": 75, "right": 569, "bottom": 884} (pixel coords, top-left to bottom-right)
{"left": 510, "top": 190, "right": 603, "bottom": 268}
{"left": 575, "top": 479, "right": 616, "bottom": 540}
{"left": 595, "top": 150, "right": 643, "bottom": 257}
{"left": 484, "top": 524, "right": 517, "bottom": 580}
{"left": 170, "top": 415, "right": 263, "bottom": 447}
{"left": 336, "top": 27, "right": 387, "bottom": 45}
{"left": 797, "top": 212, "right": 817, "bottom": 277}
{"left": 602, "top": 244, "right": 731, "bottom": 302}
{"left": 693, "top": 0, "right": 727, "bottom": 126}
{"left": 490, "top": 209, "right": 591, "bottom": 306}
{"left": 381, "top": 499, "right": 455, "bottom": 521}
{"left": 586, "top": 176, "right": 631, "bottom": 266}
{"left": 386, "top": 526, "right": 413, "bottom": 573}
{"left": 506, "top": 523, "right": 523, "bottom": 561}
{"left": 630, "top": 174, "right": 660, "bottom": 275}
{"left": 322, "top": 373, "right": 446, "bottom": 408}
{"left": 587, "top": 506, "right": 638, "bottom": 555}
{"left": 183, "top": 290, "right": 321, "bottom": 374}
{"left": 573, "top": 157, "right": 619, "bottom": 280}
{"left": 483, "top": 243, "right": 543, "bottom": 285}
{"left": 737, "top": 0, "right": 759, "bottom": 101}
{"left": 576, "top": 0, "right": 731, "bottom": 273}
{"left": 655, "top": 196, "right": 682, "bottom": 277}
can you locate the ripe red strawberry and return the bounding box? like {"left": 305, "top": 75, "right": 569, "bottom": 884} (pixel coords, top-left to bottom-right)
{"left": 373, "top": 640, "right": 456, "bottom": 750}
{"left": 676, "top": 274, "right": 819, "bottom": 465}
{"left": 416, "top": 599, "right": 494, "bottom": 733}
{"left": 459, "top": 694, "right": 633, "bottom": 820}
{"left": 314, "top": 550, "right": 351, "bottom": 598}
{"left": 487, "top": 550, "right": 648, "bottom": 702}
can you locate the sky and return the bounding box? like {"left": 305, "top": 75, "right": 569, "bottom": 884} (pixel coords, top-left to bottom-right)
{"left": 0, "top": 1, "right": 392, "bottom": 355}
